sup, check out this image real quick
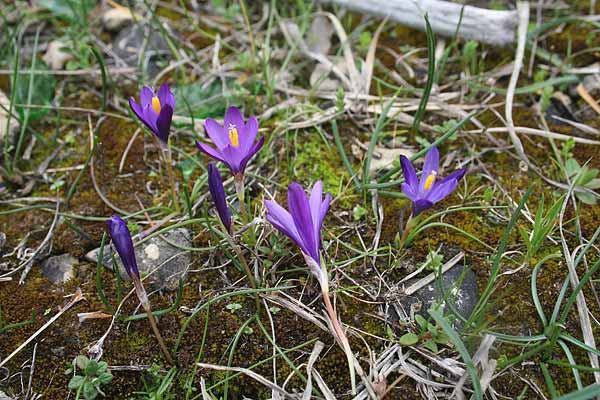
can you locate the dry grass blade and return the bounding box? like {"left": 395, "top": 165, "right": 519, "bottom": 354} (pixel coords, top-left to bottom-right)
{"left": 196, "top": 363, "right": 298, "bottom": 399}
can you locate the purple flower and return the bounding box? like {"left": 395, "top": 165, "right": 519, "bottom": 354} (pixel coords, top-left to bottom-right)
{"left": 265, "top": 181, "right": 331, "bottom": 283}
{"left": 129, "top": 83, "right": 175, "bottom": 143}
{"left": 107, "top": 215, "right": 139, "bottom": 280}
{"left": 400, "top": 146, "right": 466, "bottom": 216}
{"left": 208, "top": 162, "right": 232, "bottom": 234}
{"left": 196, "top": 106, "right": 264, "bottom": 177}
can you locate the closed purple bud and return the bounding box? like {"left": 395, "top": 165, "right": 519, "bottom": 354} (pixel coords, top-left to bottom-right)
{"left": 107, "top": 215, "right": 140, "bottom": 280}
{"left": 208, "top": 162, "right": 232, "bottom": 234}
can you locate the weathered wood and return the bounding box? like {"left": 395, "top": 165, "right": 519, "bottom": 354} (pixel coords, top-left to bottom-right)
{"left": 321, "top": 0, "right": 518, "bottom": 46}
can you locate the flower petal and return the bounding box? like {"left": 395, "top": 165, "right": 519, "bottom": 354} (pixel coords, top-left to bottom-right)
{"left": 208, "top": 163, "right": 232, "bottom": 233}
{"left": 317, "top": 192, "right": 331, "bottom": 245}
{"left": 140, "top": 86, "right": 154, "bottom": 108}
{"left": 196, "top": 141, "right": 228, "bottom": 164}
{"left": 400, "top": 155, "right": 418, "bottom": 192}
{"left": 401, "top": 183, "right": 418, "bottom": 200}
{"left": 155, "top": 104, "right": 173, "bottom": 143}
{"left": 157, "top": 83, "right": 174, "bottom": 109}
{"left": 265, "top": 199, "right": 303, "bottom": 248}
{"left": 288, "top": 182, "right": 318, "bottom": 261}
{"left": 204, "top": 118, "right": 229, "bottom": 149}
{"left": 239, "top": 115, "right": 259, "bottom": 153}
{"left": 309, "top": 181, "right": 323, "bottom": 241}
{"left": 413, "top": 199, "right": 433, "bottom": 216}
{"left": 436, "top": 167, "right": 467, "bottom": 186}
{"left": 419, "top": 146, "right": 439, "bottom": 191}
{"left": 224, "top": 106, "right": 245, "bottom": 131}
{"left": 238, "top": 136, "right": 264, "bottom": 174}
{"left": 426, "top": 179, "right": 459, "bottom": 204}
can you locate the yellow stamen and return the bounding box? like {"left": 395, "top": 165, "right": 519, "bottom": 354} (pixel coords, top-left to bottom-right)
{"left": 228, "top": 126, "right": 240, "bottom": 147}
{"left": 151, "top": 96, "right": 161, "bottom": 114}
{"left": 424, "top": 171, "right": 437, "bottom": 190}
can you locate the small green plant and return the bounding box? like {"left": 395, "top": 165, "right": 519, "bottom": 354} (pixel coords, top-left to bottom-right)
{"left": 137, "top": 366, "right": 177, "bottom": 400}
{"left": 462, "top": 40, "right": 479, "bottom": 75}
{"left": 399, "top": 314, "right": 450, "bottom": 353}
{"left": 518, "top": 194, "right": 564, "bottom": 263}
{"left": 66, "top": 355, "right": 113, "bottom": 399}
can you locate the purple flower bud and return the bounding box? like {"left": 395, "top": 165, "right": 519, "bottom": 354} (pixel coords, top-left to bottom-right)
{"left": 129, "top": 83, "right": 175, "bottom": 143}
{"left": 264, "top": 181, "right": 331, "bottom": 286}
{"left": 107, "top": 215, "right": 139, "bottom": 280}
{"left": 207, "top": 162, "right": 232, "bottom": 234}
{"left": 400, "top": 146, "right": 466, "bottom": 215}
{"left": 196, "top": 106, "right": 264, "bottom": 177}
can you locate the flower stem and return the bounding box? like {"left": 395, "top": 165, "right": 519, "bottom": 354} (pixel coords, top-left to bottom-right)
{"left": 163, "top": 144, "right": 180, "bottom": 214}
{"left": 234, "top": 175, "right": 256, "bottom": 244}
{"left": 234, "top": 176, "right": 249, "bottom": 224}
{"left": 398, "top": 213, "right": 416, "bottom": 249}
{"left": 135, "top": 281, "right": 175, "bottom": 365}
{"left": 321, "top": 287, "right": 357, "bottom": 394}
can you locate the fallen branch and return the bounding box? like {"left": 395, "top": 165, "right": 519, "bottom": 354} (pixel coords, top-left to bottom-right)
{"left": 321, "top": 0, "right": 518, "bottom": 46}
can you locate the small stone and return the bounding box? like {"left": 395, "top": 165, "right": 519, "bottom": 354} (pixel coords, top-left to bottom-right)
{"left": 43, "top": 40, "right": 73, "bottom": 70}
{"left": 86, "top": 228, "right": 191, "bottom": 291}
{"left": 0, "top": 90, "right": 19, "bottom": 146}
{"left": 390, "top": 261, "right": 478, "bottom": 329}
{"left": 113, "top": 24, "right": 173, "bottom": 78}
{"left": 41, "top": 254, "right": 78, "bottom": 284}
{"left": 102, "top": 7, "right": 134, "bottom": 32}
{"left": 144, "top": 243, "right": 160, "bottom": 260}
{"left": 0, "top": 390, "right": 15, "bottom": 400}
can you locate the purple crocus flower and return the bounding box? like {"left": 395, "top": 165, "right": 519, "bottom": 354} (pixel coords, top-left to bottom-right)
{"left": 400, "top": 146, "right": 466, "bottom": 216}
{"left": 208, "top": 162, "right": 232, "bottom": 234}
{"left": 265, "top": 181, "right": 331, "bottom": 284}
{"left": 129, "top": 83, "right": 175, "bottom": 143}
{"left": 107, "top": 215, "right": 139, "bottom": 280}
{"left": 196, "top": 106, "right": 264, "bottom": 178}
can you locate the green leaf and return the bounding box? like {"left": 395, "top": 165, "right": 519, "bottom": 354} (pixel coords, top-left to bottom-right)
{"left": 399, "top": 332, "right": 419, "bottom": 345}
{"left": 586, "top": 178, "right": 600, "bottom": 190}
{"left": 576, "top": 192, "right": 597, "bottom": 205}
{"left": 566, "top": 158, "right": 581, "bottom": 178}
{"left": 82, "top": 381, "right": 98, "bottom": 400}
{"left": 68, "top": 375, "right": 85, "bottom": 390}
{"left": 14, "top": 60, "right": 56, "bottom": 122}
{"left": 85, "top": 360, "right": 100, "bottom": 376}
{"left": 415, "top": 314, "right": 427, "bottom": 330}
{"left": 423, "top": 339, "right": 439, "bottom": 353}
{"left": 97, "top": 372, "right": 113, "bottom": 384}
{"left": 75, "top": 355, "right": 89, "bottom": 370}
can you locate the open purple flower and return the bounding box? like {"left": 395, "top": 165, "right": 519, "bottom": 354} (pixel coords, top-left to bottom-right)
{"left": 196, "top": 106, "right": 264, "bottom": 178}
{"left": 400, "top": 146, "right": 466, "bottom": 216}
{"left": 107, "top": 215, "right": 139, "bottom": 280}
{"left": 208, "top": 162, "right": 232, "bottom": 234}
{"left": 265, "top": 181, "right": 331, "bottom": 284}
{"left": 129, "top": 83, "right": 175, "bottom": 143}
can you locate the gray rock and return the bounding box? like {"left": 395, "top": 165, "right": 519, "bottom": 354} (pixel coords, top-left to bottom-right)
{"left": 0, "top": 390, "right": 15, "bottom": 400}
{"left": 112, "top": 24, "right": 172, "bottom": 78}
{"left": 392, "top": 264, "right": 478, "bottom": 329}
{"left": 86, "top": 228, "right": 191, "bottom": 291}
{"left": 41, "top": 254, "right": 78, "bottom": 284}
